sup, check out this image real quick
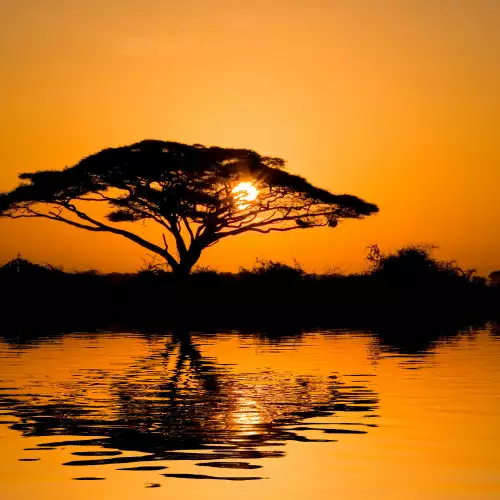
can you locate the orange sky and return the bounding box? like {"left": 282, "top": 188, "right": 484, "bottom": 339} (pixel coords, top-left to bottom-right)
{"left": 1, "top": 0, "right": 499, "bottom": 275}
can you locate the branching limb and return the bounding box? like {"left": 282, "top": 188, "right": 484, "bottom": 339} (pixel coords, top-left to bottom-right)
{"left": 182, "top": 216, "right": 195, "bottom": 244}
{"left": 51, "top": 202, "right": 181, "bottom": 271}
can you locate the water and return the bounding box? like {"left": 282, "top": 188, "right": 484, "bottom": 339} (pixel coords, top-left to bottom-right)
{"left": 0, "top": 324, "right": 499, "bottom": 499}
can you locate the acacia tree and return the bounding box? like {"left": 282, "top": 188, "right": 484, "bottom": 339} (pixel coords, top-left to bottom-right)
{"left": 0, "top": 140, "right": 378, "bottom": 277}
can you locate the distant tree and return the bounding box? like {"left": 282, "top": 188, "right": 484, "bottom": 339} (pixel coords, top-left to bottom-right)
{"left": 0, "top": 140, "right": 378, "bottom": 278}
{"left": 489, "top": 271, "right": 500, "bottom": 287}
{"left": 0, "top": 255, "right": 63, "bottom": 276}
{"left": 366, "top": 244, "right": 477, "bottom": 283}
{"left": 239, "top": 258, "right": 305, "bottom": 283}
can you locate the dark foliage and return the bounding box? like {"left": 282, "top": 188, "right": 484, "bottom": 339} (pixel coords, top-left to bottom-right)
{"left": 0, "top": 246, "right": 498, "bottom": 352}
{"left": 489, "top": 270, "right": 500, "bottom": 287}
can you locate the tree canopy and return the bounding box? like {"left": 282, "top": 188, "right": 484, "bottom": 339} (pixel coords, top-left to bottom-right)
{"left": 489, "top": 271, "right": 500, "bottom": 286}
{"left": 366, "top": 244, "right": 478, "bottom": 283}
{"left": 0, "top": 140, "right": 378, "bottom": 276}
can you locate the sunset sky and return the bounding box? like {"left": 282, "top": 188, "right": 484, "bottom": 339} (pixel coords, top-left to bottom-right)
{"left": 1, "top": 0, "right": 499, "bottom": 275}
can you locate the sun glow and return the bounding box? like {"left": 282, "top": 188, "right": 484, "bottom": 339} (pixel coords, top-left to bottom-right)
{"left": 231, "top": 397, "right": 265, "bottom": 436}
{"left": 232, "top": 181, "right": 258, "bottom": 209}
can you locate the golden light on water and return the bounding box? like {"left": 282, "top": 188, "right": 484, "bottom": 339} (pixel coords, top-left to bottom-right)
{"left": 231, "top": 397, "right": 264, "bottom": 436}
{"left": 232, "top": 181, "right": 259, "bottom": 210}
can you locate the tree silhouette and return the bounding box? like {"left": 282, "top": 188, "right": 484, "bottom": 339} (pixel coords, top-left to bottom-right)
{"left": 489, "top": 271, "right": 500, "bottom": 287}
{"left": 0, "top": 140, "right": 378, "bottom": 277}
{"left": 366, "top": 244, "right": 477, "bottom": 282}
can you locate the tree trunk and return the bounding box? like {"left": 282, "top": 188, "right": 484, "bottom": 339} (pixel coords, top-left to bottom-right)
{"left": 169, "top": 248, "right": 202, "bottom": 323}
{"left": 165, "top": 245, "right": 202, "bottom": 280}
{"left": 174, "top": 257, "right": 198, "bottom": 280}
{"left": 174, "top": 263, "right": 194, "bottom": 280}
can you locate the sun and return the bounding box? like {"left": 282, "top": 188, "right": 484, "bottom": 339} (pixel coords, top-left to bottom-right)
{"left": 232, "top": 181, "right": 258, "bottom": 209}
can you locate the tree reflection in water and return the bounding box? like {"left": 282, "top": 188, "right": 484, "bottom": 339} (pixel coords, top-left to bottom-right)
{"left": 1, "top": 331, "right": 379, "bottom": 479}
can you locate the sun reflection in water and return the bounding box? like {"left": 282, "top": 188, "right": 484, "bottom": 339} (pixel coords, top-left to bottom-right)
{"left": 231, "top": 397, "right": 266, "bottom": 437}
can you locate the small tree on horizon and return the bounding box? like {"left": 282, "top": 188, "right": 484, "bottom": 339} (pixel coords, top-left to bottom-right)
{"left": 489, "top": 271, "right": 500, "bottom": 286}
{"left": 0, "top": 140, "right": 378, "bottom": 278}
{"left": 366, "top": 243, "right": 478, "bottom": 282}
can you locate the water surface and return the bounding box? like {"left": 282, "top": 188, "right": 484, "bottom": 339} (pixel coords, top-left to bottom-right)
{"left": 1, "top": 324, "right": 499, "bottom": 499}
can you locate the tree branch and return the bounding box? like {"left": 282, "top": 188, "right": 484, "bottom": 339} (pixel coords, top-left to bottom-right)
{"left": 247, "top": 226, "right": 305, "bottom": 234}
{"left": 54, "top": 202, "right": 180, "bottom": 270}
{"left": 182, "top": 216, "right": 195, "bottom": 244}
{"left": 214, "top": 212, "right": 332, "bottom": 240}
